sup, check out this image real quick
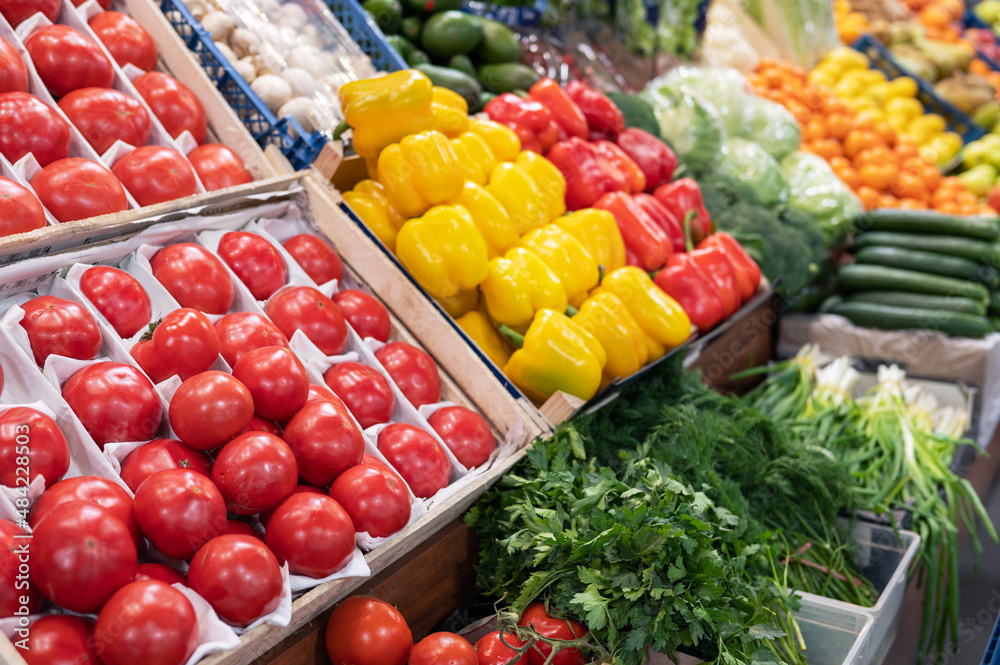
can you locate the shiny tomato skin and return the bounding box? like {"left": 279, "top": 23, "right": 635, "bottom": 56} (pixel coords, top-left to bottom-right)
{"left": 0, "top": 519, "right": 41, "bottom": 617}
{"left": 20, "top": 294, "right": 102, "bottom": 366}
{"left": 376, "top": 423, "right": 449, "bottom": 498}
{"left": 217, "top": 231, "right": 288, "bottom": 301}
{"left": 476, "top": 631, "right": 528, "bottom": 665}
{"left": 427, "top": 406, "right": 495, "bottom": 469}
{"left": 29, "top": 474, "right": 142, "bottom": 546}
{"left": 168, "top": 370, "right": 254, "bottom": 451}
{"left": 94, "top": 579, "right": 198, "bottom": 665}
{"left": 31, "top": 157, "right": 128, "bottom": 222}
{"left": 79, "top": 265, "right": 152, "bottom": 338}
{"left": 264, "top": 492, "right": 355, "bottom": 578}
{"left": 329, "top": 463, "right": 410, "bottom": 538}
{"left": 132, "top": 307, "right": 219, "bottom": 383}
{"left": 188, "top": 534, "right": 283, "bottom": 626}
{"left": 0, "top": 36, "right": 25, "bottom": 93}
{"left": 214, "top": 311, "right": 289, "bottom": 367}
{"left": 212, "top": 431, "right": 298, "bottom": 515}
{"left": 323, "top": 361, "right": 394, "bottom": 429}
{"left": 133, "top": 72, "right": 206, "bottom": 144}
{"left": 113, "top": 145, "right": 197, "bottom": 206}
{"left": 119, "top": 438, "right": 213, "bottom": 493}
{"left": 0, "top": 406, "right": 69, "bottom": 488}
{"left": 62, "top": 362, "right": 162, "bottom": 448}
{"left": 134, "top": 562, "right": 187, "bottom": 586}
{"left": 259, "top": 484, "right": 325, "bottom": 526}
{"left": 265, "top": 286, "right": 348, "bottom": 356}
{"left": 59, "top": 87, "right": 151, "bottom": 155}
{"left": 30, "top": 501, "right": 137, "bottom": 613}
{"left": 187, "top": 144, "right": 252, "bottom": 191}
{"left": 332, "top": 289, "right": 390, "bottom": 343}
{"left": 88, "top": 11, "right": 156, "bottom": 71}
{"left": 0, "top": 0, "right": 59, "bottom": 26}
{"left": 305, "top": 382, "right": 338, "bottom": 404}
{"left": 281, "top": 397, "right": 364, "bottom": 487}
{"left": 324, "top": 596, "right": 412, "bottom": 665}
{"left": 232, "top": 346, "right": 308, "bottom": 422}
{"left": 239, "top": 414, "right": 283, "bottom": 437}
{"left": 0, "top": 92, "right": 69, "bottom": 167}
{"left": 375, "top": 341, "right": 441, "bottom": 408}
{"left": 15, "top": 615, "right": 99, "bottom": 665}
{"left": 0, "top": 176, "right": 45, "bottom": 236}
{"left": 518, "top": 604, "right": 586, "bottom": 665}
{"left": 134, "top": 468, "right": 227, "bottom": 559}
{"left": 282, "top": 234, "right": 343, "bottom": 285}
{"left": 24, "top": 25, "right": 114, "bottom": 97}
{"left": 410, "top": 632, "right": 478, "bottom": 665}
{"left": 221, "top": 519, "right": 261, "bottom": 539}
{"left": 150, "top": 242, "right": 235, "bottom": 314}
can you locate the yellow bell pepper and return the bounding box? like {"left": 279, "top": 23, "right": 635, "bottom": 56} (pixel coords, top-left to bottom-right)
{"left": 467, "top": 118, "right": 521, "bottom": 161}
{"left": 515, "top": 151, "right": 566, "bottom": 220}
{"left": 518, "top": 224, "right": 599, "bottom": 304}
{"left": 457, "top": 308, "right": 512, "bottom": 369}
{"left": 574, "top": 291, "right": 647, "bottom": 384}
{"left": 485, "top": 162, "right": 547, "bottom": 236}
{"left": 377, "top": 131, "right": 462, "bottom": 217}
{"left": 395, "top": 205, "right": 489, "bottom": 300}
{"left": 450, "top": 132, "right": 498, "bottom": 186}
{"left": 555, "top": 209, "right": 626, "bottom": 277}
{"left": 436, "top": 287, "right": 479, "bottom": 319}
{"left": 595, "top": 267, "right": 691, "bottom": 362}
{"left": 502, "top": 309, "right": 606, "bottom": 404}
{"left": 338, "top": 70, "right": 435, "bottom": 159}
{"left": 342, "top": 180, "right": 406, "bottom": 252}
{"left": 431, "top": 87, "right": 469, "bottom": 138}
{"left": 482, "top": 247, "right": 567, "bottom": 331}
{"left": 448, "top": 181, "right": 518, "bottom": 259}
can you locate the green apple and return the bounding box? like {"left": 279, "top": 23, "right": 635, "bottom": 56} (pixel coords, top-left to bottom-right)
{"left": 959, "top": 164, "right": 998, "bottom": 197}
{"left": 962, "top": 140, "right": 994, "bottom": 168}
{"left": 977, "top": 0, "right": 1000, "bottom": 24}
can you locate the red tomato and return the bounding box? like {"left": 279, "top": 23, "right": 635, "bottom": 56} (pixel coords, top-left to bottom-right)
{"left": 264, "top": 493, "right": 355, "bottom": 577}
{"left": 94, "top": 580, "right": 198, "bottom": 665}
{"left": 212, "top": 431, "right": 297, "bottom": 515}
{"left": 332, "top": 289, "right": 390, "bottom": 342}
{"left": 214, "top": 311, "right": 289, "bottom": 367}
{"left": 0, "top": 37, "right": 27, "bottom": 93}
{"left": 29, "top": 474, "right": 142, "bottom": 546}
{"left": 113, "top": 145, "right": 197, "bottom": 206}
{"left": 19, "top": 294, "right": 102, "bottom": 366}
{"left": 232, "top": 346, "right": 308, "bottom": 422}
{"left": 31, "top": 158, "right": 128, "bottom": 223}
{"left": 134, "top": 562, "right": 187, "bottom": 586}
{"left": 0, "top": 177, "right": 45, "bottom": 237}
{"left": 281, "top": 397, "right": 364, "bottom": 487}
{"left": 0, "top": 519, "right": 40, "bottom": 617}
{"left": 239, "top": 414, "right": 283, "bottom": 436}
{"left": 427, "top": 406, "right": 494, "bottom": 469}
{"left": 476, "top": 631, "right": 528, "bottom": 665}
{"left": 79, "top": 265, "right": 152, "bottom": 338}
{"left": 305, "top": 382, "right": 338, "bottom": 404}
{"left": 15, "top": 615, "right": 99, "bottom": 665}
{"left": 133, "top": 72, "right": 206, "bottom": 144}
{"left": 168, "top": 371, "right": 254, "bottom": 451}
{"left": 134, "top": 468, "right": 227, "bottom": 559}
{"left": 59, "top": 87, "right": 151, "bottom": 155}
{"left": 360, "top": 453, "right": 395, "bottom": 472}
{"left": 376, "top": 423, "right": 449, "bottom": 498}
{"left": 0, "top": 0, "right": 59, "bottom": 29}
{"left": 375, "top": 341, "right": 441, "bottom": 408}
{"left": 119, "top": 438, "right": 213, "bottom": 493}
{"left": 221, "top": 519, "right": 261, "bottom": 539}
{"left": 187, "top": 144, "right": 252, "bottom": 191}
{"left": 258, "top": 484, "right": 324, "bottom": 526}
{"left": 265, "top": 286, "right": 348, "bottom": 356}
{"left": 324, "top": 596, "right": 412, "bottom": 665}
{"left": 410, "top": 632, "right": 478, "bottom": 665}
{"left": 282, "top": 233, "right": 343, "bottom": 284}
{"left": 62, "top": 362, "right": 162, "bottom": 448}
{"left": 518, "top": 604, "right": 586, "bottom": 665}
{"left": 24, "top": 26, "right": 114, "bottom": 97}
{"left": 30, "top": 501, "right": 137, "bottom": 613}
{"left": 0, "top": 406, "right": 69, "bottom": 489}
{"left": 0, "top": 92, "right": 70, "bottom": 167}
{"left": 88, "top": 11, "right": 156, "bottom": 71}
{"left": 329, "top": 463, "right": 410, "bottom": 538}
{"left": 217, "top": 231, "right": 288, "bottom": 300}
{"left": 130, "top": 307, "right": 220, "bottom": 383}
{"left": 188, "top": 534, "right": 283, "bottom": 626}
{"left": 150, "top": 242, "right": 235, "bottom": 314}
{"left": 323, "top": 361, "right": 394, "bottom": 429}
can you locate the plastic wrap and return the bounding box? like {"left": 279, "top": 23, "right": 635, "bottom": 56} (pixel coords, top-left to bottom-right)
{"left": 714, "top": 137, "right": 788, "bottom": 205}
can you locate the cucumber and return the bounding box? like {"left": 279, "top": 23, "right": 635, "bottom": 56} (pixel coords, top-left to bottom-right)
{"left": 846, "top": 291, "right": 987, "bottom": 316}
{"left": 837, "top": 264, "right": 989, "bottom": 303}
{"left": 855, "top": 209, "right": 1000, "bottom": 241}
{"left": 420, "top": 11, "right": 483, "bottom": 59}
{"left": 477, "top": 63, "right": 540, "bottom": 94}
{"left": 852, "top": 231, "right": 1000, "bottom": 265}
{"left": 414, "top": 63, "right": 481, "bottom": 111}
{"left": 447, "top": 54, "right": 477, "bottom": 79}
{"left": 990, "top": 290, "right": 1000, "bottom": 317}
{"left": 827, "top": 301, "right": 993, "bottom": 338}
{"left": 854, "top": 246, "right": 1000, "bottom": 287}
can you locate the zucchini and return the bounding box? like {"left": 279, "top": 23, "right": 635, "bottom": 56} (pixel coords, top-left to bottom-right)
{"left": 846, "top": 291, "right": 987, "bottom": 316}
{"left": 827, "top": 301, "right": 994, "bottom": 338}
{"left": 855, "top": 209, "right": 1000, "bottom": 241}
{"left": 854, "top": 246, "right": 1000, "bottom": 287}
{"left": 852, "top": 231, "right": 1000, "bottom": 265}
{"left": 836, "top": 264, "right": 989, "bottom": 303}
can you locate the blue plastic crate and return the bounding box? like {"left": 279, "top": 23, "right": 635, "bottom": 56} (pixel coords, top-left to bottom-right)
{"left": 327, "top": 0, "right": 407, "bottom": 71}
{"left": 158, "top": 0, "right": 327, "bottom": 169}
{"left": 983, "top": 611, "right": 1000, "bottom": 665}
{"left": 462, "top": 0, "right": 546, "bottom": 27}
{"left": 852, "top": 34, "right": 987, "bottom": 143}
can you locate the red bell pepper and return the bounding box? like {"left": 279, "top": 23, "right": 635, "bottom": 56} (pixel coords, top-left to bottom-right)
{"left": 697, "top": 232, "right": 761, "bottom": 302}
{"left": 484, "top": 93, "right": 559, "bottom": 154}
{"left": 652, "top": 178, "right": 713, "bottom": 245}
{"left": 654, "top": 254, "right": 726, "bottom": 332}
{"left": 592, "top": 141, "right": 646, "bottom": 194}
{"left": 633, "top": 193, "right": 685, "bottom": 254}
{"left": 616, "top": 128, "right": 677, "bottom": 192}
{"left": 528, "top": 78, "right": 588, "bottom": 142}
{"left": 593, "top": 191, "right": 672, "bottom": 272}
{"left": 689, "top": 246, "right": 740, "bottom": 317}
{"left": 565, "top": 80, "right": 625, "bottom": 141}
{"left": 545, "top": 137, "right": 629, "bottom": 210}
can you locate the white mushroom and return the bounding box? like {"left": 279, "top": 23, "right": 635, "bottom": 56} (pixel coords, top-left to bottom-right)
{"left": 286, "top": 45, "right": 326, "bottom": 78}
{"left": 258, "top": 0, "right": 281, "bottom": 17}
{"left": 278, "top": 3, "right": 307, "bottom": 29}
{"left": 251, "top": 74, "right": 293, "bottom": 113}
{"left": 281, "top": 67, "right": 316, "bottom": 97}
{"left": 213, "top": 41, "right": 238, "bottom": 63}
{"left": 250, "top": 55, "right": 276, "bottom": 77}
{"left": 200, "top": 11, "right": 235, "bottom": 41}
{"left": 279, "top": 97, "right": 316, "bottom": 133}
{"left": 229, "top": 28, "right": 257, "bottom": 59}
{"left": 232, "top": 57, "right": 257, "bottom": 82}
{"left": 184, "top": 0, "right": 208, "bottom": 19}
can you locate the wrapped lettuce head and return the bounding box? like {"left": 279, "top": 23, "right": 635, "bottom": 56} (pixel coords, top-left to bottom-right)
{"left": 714, "top": 137, "right": 788, "bottom": 206}
{"left": 658, "top": 66, "right": 750, "bottom": 134}
{"left": 781, "top": 150, "right": 863, "bottom": 249}
{"left": 738, "top": 96, "right": 801, "bottom": 160}
{"left": 641, "top": 83, "right": 725, "bottom": 175}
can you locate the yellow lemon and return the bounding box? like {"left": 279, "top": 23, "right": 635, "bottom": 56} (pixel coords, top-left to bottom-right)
{"left": 886, "top": 77, "right": 918, "bottom": 99}
{"left": 869, "top": 81, "right": 891, "bottom": 104}
{"left": 885, "top": 97, "right": 923, "bottom": 121}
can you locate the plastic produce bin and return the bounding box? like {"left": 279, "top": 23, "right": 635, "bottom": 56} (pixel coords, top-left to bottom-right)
{"left": 795, "top": 595, "right": 875, "bottom": 665}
